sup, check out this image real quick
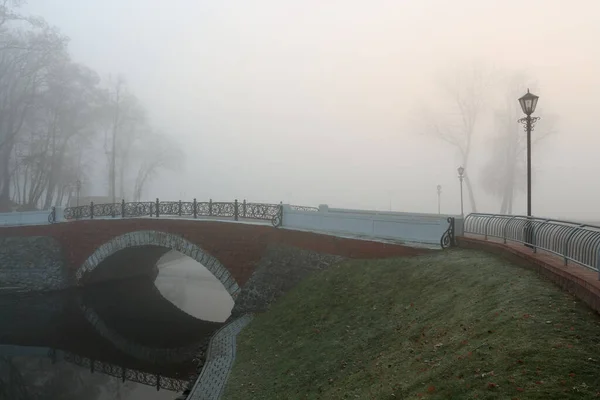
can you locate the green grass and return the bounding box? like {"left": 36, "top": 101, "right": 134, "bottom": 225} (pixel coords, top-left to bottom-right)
{"left": 223, "top": 249, "right": 600, "bottom": 400}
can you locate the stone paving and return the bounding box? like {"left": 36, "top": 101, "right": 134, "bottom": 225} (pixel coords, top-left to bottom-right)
{"left": 187, "top": 314, "right": 253, "bottom": 400}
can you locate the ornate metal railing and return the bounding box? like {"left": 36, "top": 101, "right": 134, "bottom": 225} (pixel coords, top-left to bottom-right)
{"left": 49, "top": 349, "right": 191, "bottom": 392}
{"left": 64, "top": 199, "right": 287, "bottom": 227}
{"left": 464, "top": 213, "right": 600, "bottom": 276}
{"left": 47, "top": 206, "right": 56, "bottom": 224}
{"left": 441, "top": 217, "right": 456, "bottom": 249}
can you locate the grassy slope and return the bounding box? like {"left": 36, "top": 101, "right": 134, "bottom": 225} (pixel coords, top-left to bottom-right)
{"left": 223, "top": 249, "right": 600, "bottom": 400}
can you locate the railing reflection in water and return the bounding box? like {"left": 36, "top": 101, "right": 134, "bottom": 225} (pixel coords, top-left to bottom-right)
{"left": 48, "top": 348, "right": 193, "bottom": 393}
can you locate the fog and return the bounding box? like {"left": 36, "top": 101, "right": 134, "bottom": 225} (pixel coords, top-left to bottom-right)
{"left": 14, "top": 0, "right": 600, "bottom": 220}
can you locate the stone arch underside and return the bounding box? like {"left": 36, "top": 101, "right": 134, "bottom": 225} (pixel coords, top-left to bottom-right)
{"left": 76, "top": 230, "right": 240, "bottom": 299}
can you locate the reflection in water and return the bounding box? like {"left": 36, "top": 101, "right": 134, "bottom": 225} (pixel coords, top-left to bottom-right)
{"left": 0, "top": 250, "right": 234, "bottom": 400}
{"left": 155, "top": 251, "right": 234, "bottom": 322}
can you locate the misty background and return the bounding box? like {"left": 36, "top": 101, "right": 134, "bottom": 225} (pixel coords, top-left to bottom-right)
{"left": 2, "top": 0, "right": 599, "bottom": 219}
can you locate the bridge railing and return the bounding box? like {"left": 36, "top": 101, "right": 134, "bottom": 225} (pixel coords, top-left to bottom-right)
{"left": 464, "top": 213, "right": 600, "bottom": 277}
{"left": 64, "top": 199, "right": 293, "bottom": 227}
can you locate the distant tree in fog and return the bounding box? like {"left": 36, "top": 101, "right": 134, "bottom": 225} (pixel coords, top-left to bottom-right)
{"left": 0, "top": 1, "right": 183, "bottom": 211}
{"left": 419, "top": 64, "right": 494, "bottom": 213}
{"left": 132, "top": 129, "right": 184, "bottom": 202}
{"left": 480, "top": 72, "right": 557, "bottom": 214}
{"left": 99, "top": 76, "right": 146, "bottom": 203}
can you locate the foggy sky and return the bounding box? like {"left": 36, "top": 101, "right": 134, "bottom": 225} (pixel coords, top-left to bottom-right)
{"left": 24, "top": 0, "right": 600, "bottom": 220}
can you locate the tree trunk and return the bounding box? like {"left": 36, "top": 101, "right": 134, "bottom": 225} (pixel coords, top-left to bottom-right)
{"left": 0, "top": 145, "right": 12, "bottom": 211}
{"left": 464, "top": 175, "right": 478, "bottom": 213}
{"left": 499, "top": 193, "right": 508, "bottom": 214}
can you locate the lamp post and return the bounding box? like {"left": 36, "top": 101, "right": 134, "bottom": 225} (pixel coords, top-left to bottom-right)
{"left": 457, "top": 166, "right": 465, "bottom": 216}
{"left": 518, "top": 89, "right": 540, "bottom": 247}
{"left": 436, "top": 185, "right": 442, "bottom": 214}
{"left": 75, "top": 179, "right": 82, "bottom": 208}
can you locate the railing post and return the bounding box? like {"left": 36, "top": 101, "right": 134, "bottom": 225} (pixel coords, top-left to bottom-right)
{"left": 532, "top": 219, "right": 550, "bottom": 254}
{"left": 193, "top": 198, "right": 197, "bottom": 218}
{"left": 149, "top": 202, "right": 153, "bottom": 217}
{"left": 156, "top": 374, "right": 161, "bottom": 391}
{"left": 524, "top": 217, "right": 534, "bottom": 249}
{"left": 242, "top": 199, "right": 247, "bottom": 218}
{"left": 484, "top": 216, "right": 493, "bottom": 240}
{"left": 121, "top": 367, "right": 126, "bottom": 383}
{"left": 121, "top": 199, "right": 125, "bottom": 218}
{"left": 564, "top": 225, "right": 585, "bottom": 266}
{"left": 234, "top": 199, "right": 239, "bottom": 221}
{"left": 209, "top": 199, "right": 213, "bottom": 216}
{"left": 502, "top": 216, "right": 517, "bottom": 244}
{"left": 90, "top": 202, "right": 94, "bottom": 219}
{"left": 156, "top": 198, "right": 160, "bottom": 218}
{"left": 178, "top": 200, "right": 182, "bottom": 217}
{"left": 280, "top": 201, "right": 283, "bottom": 226}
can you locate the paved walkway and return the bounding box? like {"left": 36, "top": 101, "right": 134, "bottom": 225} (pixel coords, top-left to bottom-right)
{"left": 187, "top": 314, "right": 253, "bottom": 400}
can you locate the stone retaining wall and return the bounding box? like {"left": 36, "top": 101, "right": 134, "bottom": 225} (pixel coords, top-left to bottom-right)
{"left": 230, "top": 244, "right": 343, "bottom": 318}
{"left": 0, "top": 237, "right": 69, "bottom": 292}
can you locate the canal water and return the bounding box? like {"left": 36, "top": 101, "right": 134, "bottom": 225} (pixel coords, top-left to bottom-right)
{"left": 0, "top": 251, "right": 234, "bottom": 400}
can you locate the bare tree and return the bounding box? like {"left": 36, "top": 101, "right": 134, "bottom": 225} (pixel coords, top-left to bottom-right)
{"left": 480, "top": 73, "right": 557, "bottom": 214}
{"left": 133, "top": 130, "right": 184, "bottom": 201}
{"left": 419, "top": 65, "right": 494, "bottom": 213}
{"left": 100, "top": 77, "right": 145, "bottom": 203}
{"left": 0, "top": 2, "right": 179, "bottom": 210}
{"left": 0, "top": 17, "right": 67, "bottom": 210}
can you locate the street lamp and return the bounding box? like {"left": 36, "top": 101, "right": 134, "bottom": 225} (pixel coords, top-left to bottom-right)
{"left": 518, "top": 89, "right": 540, "bottom": 247}
{"left": 436, "top": 185, "right": 442, "bottom": 214}
{"left": 457, "top": 166, "right": 465, "bottom": 216}
{"left": 518, "top": 89, "right": 539, "bottom": 217}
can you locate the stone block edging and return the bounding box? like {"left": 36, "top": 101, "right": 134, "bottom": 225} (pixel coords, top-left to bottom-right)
{"left": 187, "top": 314, "right": 254, "bottom": 400}
{"left": 458, "top": 236, "right": 600, "bottom": 314}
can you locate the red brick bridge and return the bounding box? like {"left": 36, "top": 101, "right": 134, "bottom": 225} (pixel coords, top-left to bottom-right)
{"left": 0, "top": 218, "right": 427, "bottom": 297}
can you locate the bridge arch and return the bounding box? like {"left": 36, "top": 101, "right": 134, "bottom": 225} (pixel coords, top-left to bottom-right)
{"left": 76, "top": 230, "right": 240, "bottom": 299}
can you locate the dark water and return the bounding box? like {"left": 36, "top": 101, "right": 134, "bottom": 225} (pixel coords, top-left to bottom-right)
{"left": 0, "top": 251, "right": 234, "bottom": 400}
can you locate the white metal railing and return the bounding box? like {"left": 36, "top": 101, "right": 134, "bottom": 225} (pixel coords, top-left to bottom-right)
{"left": 464, "top": 213, "right": 600, "bottom": 278}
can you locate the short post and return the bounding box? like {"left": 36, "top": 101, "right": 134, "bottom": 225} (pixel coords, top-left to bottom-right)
{"left": 178, "top": 200, "right": 182, "bottom": 217}
{"left": 90, "top": 202, "right": 94, "bottom": 219}
{"left": 234, "top": 199, "right": 239, "bottom": 221}
{"left": 193, "top": 198, "right": 197, "bottom": 218}
{"left": 149, "top": 202, "right": 153, "bottom": 217}
{"left": 280, "top": 201, "right": 284, "bottom": 226}
{"left": 524, "top": 218, "right": 534, "bottom": 249}
{"left": 242, "top": 199, "right": 247, "bottom": 218}
{"left": 155, "top": 198, "right": 160, "bottom": 218}
{"left": 156, "top": 374, "right": 161, "bottom": 391}
{"left": 209, "top": 199, "right": 213, "bottom": 216}
{"left": 121, "top": 367, "right": 126, "bottom": 383}
{"left": 121, "top": 199, "right": 125, "bottom": 218}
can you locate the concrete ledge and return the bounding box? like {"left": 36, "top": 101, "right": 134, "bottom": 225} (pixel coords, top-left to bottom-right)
{"left": 458, "top": 235, "right": 600, "bottom": 314}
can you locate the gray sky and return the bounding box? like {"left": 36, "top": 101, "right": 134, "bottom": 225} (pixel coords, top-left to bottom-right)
{"left": 24, "top": 0, "right": 600, "bottom": 220}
